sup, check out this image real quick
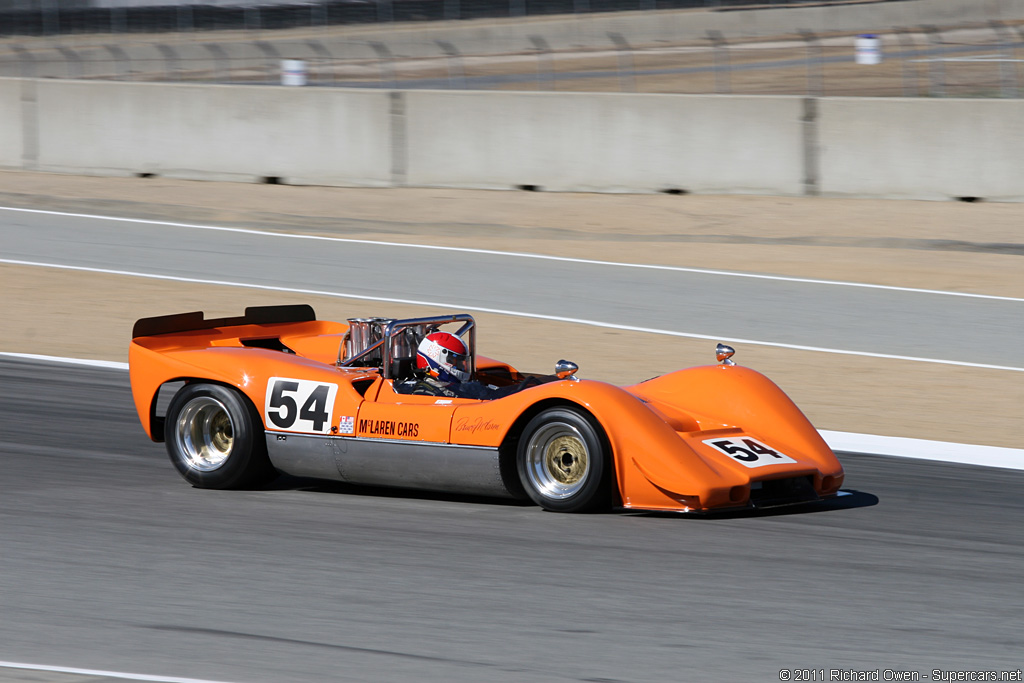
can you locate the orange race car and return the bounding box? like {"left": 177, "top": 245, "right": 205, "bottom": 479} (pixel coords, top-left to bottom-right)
{"left": 129, "top": 305, "right": 844, "bottom": 514}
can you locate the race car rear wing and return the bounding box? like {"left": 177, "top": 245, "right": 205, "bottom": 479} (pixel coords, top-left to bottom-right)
{"left": 132, "top": 304, "right": 317, "bottom": 339}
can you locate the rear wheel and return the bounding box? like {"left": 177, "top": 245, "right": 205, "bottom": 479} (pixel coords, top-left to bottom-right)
{"left": 164, "top": 383, "right": 274, "bottom": 489}
{"left": 517, "top": 407, "right": 610, "bottom": 512}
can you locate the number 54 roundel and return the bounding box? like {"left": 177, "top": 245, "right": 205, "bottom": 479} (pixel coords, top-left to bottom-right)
{"left": 265, "top": 377, "right": 338, "bottom": 435}
{"left": 703, "top": 437, "right": 798, "bottom": 468}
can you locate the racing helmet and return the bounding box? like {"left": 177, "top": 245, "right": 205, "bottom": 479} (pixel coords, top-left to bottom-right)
{"left": 416, "top": 332, "right": 470, "bottom": 383}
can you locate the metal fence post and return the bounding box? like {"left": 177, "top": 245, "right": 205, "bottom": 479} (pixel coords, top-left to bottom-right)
{"left": 11, "top": 45, "right": 36, "bottom": 79}
{"left": 529, "top": 35, "right": 554, "bottom": 90}
{"left": 377, "top": 0, "right": 394, "bottom": 24}
{"left": 177, "top": 5, "right": 193, "bottom": 34}
{"left": 312, "top": 3, "right": 328, "bottom": 29}
{"left": 920, "top": 25, "right": 944, "bottom": 97}
{"left": 797, "top": 29, "right": 822, "bottom": 96}
{"left": 1015, "top": 25, "right": 1024, "bottom": 98}
{"left": 436, "top": 40, "right": 465, "bottom": 89}
{"left": 104, "top": 44, "right": 131, "bottom": 81}
{"left": 608, "top": 32, "right": 635, "bottom": 93}
{"left": 57, "top": 46, "right": 83, "bottom": 79}
{"left": 369, "top": 41, "right": 396, "bottom": 88}
{"left": 707, "top": 29, "right": 730, "bottom": 94}
{"left": 989, "top": 20, "right": 1016, "bottom": 98}
{"left": 245, "top": 6, "right": 261, "bottom": 33}
{"left": 893, "top": 28, "right": 919, "bottom": 97}
{"left": 205, "top": 43, "right": 231, "bottom": 83}
{"left": 110, "top": 6, "right": 127, "bottom": 34}
{"left": 42, "top": 0, "right": 59, "bottom": 36}
{"left": 306, "top": 40, "right": 335, "bottom": 85}
{"left": 444, "top": 0, "right": 460, "bottom": 21}
{"left": 254, "top": 41, "right": 281, "bottom": 83}
{"left": 155, "top": 44, "right": 180, "bottom": 82}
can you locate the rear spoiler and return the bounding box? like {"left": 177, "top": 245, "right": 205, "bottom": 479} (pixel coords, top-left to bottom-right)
{"left": 132, "top": 304, "right": 317, "bottom": 339}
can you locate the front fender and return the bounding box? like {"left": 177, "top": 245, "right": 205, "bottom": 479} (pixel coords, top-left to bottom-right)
{"left": 449, "top": 380, "right": 739, "bottom": 511}
{"left": 629, "top": 365, "right": 840, "bottom": 474}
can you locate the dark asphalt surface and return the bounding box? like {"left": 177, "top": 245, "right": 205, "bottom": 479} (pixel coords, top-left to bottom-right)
{"left": 1, "top": 357, "right": 1021, "bottom": 682}
{"left": 5, "top": 209, "right": 1024, "bottom": 369}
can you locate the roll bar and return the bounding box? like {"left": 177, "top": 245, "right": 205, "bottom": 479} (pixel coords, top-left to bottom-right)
{"left": 337, "top": 313, "right": 476, "bottom": 380}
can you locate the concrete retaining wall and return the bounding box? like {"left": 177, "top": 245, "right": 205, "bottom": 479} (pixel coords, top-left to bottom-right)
{"left": 404, "top": 91, "right": 806, "bottom": 194}
{"left": 818, "top": 97, "right": 1024, "bottom": 201}
{"left": 3, "top": 77, "right": 1023, "bottom": 201}
{"left": 31, "top": 80, "right": 393, "bottom": 185}
{"left": 0, "top": 78, "right": 23, "bottom": 168}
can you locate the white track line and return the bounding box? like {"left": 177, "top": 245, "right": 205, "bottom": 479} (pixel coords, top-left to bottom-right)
{"left": 0, "top": 660, "right": 239, "bottom": 683}
{"left": 2, "top": 352, "right": 1022, "bottom": 471}
{"left": 0, "top": 351, "right": 129, "bottom": 370}
{"left": 2, "top": 205, "right": 1021, "bottom": 303}
{"left": 820, "top": 431, "right": 1023, "bottom": 471}
{"left": 3, "top": 258, "right": 1023, "bottom": 373}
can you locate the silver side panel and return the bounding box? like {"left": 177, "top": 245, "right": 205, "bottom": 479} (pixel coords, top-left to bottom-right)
{"left": 265, "top": 432, "right": 340, "bottom": 481}
{"left": 266, "top": 431, "right": 513, "bottom": 498}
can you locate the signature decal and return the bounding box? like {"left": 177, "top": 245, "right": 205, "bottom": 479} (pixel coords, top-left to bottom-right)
{"left": 454, "top": 417, "right": 501, "bottom": 435}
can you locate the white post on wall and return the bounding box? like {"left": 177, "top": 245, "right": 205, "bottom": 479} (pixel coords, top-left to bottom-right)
{"left": 281, "top": 59, "right": 307, "bottom": 86}
{"left": 855, "top": 34, "right": 882, "bottom": 65}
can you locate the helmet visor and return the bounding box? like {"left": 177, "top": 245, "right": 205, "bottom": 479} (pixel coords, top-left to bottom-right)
{"left": 440, "top": 347, "right": 469, "bottom": 373}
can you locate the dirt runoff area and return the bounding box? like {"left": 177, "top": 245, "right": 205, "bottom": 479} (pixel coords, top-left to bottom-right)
{"left": 1, "top": 170, "right": 1021, "bottom": 449}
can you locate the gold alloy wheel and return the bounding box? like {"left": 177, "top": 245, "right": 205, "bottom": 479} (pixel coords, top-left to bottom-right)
{"left": 174, "top": 396, "right": 235, "bottom": 472}
{"left": 523, "top": 421, "right": 591, "bottom": 500}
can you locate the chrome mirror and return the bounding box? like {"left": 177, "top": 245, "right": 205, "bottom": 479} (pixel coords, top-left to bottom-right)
{"left": 555, "top": 360, "right": 579, "bottom": 381}
{"left": 715, "top": 343, "right": 736, "bottom": 366}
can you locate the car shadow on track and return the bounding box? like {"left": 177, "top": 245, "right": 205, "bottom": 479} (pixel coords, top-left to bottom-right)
{"left": 260, "top": 475, "right": 878, "bottom": 517}
{"left": 262, "top": 474, "right": 535, "bottom": 507}
{"left": 624, "top": 489, "right": 880, "bottom": 520}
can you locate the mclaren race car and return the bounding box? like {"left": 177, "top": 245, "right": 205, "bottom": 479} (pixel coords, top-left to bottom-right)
{"left": 129, "top": 306, "right": 844, "bottom": 513}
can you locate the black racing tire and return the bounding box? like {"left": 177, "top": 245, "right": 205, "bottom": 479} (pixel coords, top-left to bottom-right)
{"left": 163, "top": 383, "right": 275, "bottom": 489}
{"left": 516, "top": 407, "right": 611, "bottom": 513}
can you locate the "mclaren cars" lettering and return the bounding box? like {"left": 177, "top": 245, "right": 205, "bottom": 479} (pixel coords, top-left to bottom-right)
{"left": 359, "top": 419, "right": 420, "bottom": 438}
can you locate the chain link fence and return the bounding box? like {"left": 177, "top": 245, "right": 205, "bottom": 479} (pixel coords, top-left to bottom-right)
{"left": 2, "top": 19, "right": 1023, "bottom": 97}
{"left": 0, "top": 0, "right": 861, "bottom": 36}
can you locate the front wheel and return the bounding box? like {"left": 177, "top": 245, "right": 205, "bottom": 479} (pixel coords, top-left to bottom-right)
{"left": 164, "top": 383, "right": 275, "bottom": 489}
{"left": 516, "top": 407, "right": 610, "bottom": 512}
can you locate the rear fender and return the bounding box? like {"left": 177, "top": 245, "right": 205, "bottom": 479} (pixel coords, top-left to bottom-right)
{"left": 129, "top": 343, "right": 366, "bottom": 441}
{"left": 130, "top": 343, "right": 238, "bottom": 440}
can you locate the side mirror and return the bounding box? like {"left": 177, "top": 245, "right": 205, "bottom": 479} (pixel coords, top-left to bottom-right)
{"left": 716, "top": 343, "right": 736, "bottom": 366}
{"left": 555, "top": 360, "right": 579, "bottom": 381}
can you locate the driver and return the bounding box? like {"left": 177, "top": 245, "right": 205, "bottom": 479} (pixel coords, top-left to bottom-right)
{"left": 417, "top": 331, "right": 470, "bottom": 386}
{"left": 395, "top": 331, "right": 528, "bottom": 400}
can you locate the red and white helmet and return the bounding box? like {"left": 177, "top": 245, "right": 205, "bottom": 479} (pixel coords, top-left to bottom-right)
{"left": 416, "top": 332, "right": 470, "bottom": 383}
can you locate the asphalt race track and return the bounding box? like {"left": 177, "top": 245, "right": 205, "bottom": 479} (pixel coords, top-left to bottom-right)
{"left": 5, "top": 208, "right": 1024, "bottom": 369}
{"left": 1, "top": 356, "right": 1021, "bottom": 682}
